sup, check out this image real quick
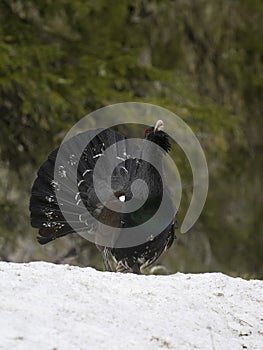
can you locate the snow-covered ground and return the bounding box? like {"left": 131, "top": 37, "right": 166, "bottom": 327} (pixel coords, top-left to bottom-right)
{"left": 0, "top": 262, "right": 262, "bottom": 350}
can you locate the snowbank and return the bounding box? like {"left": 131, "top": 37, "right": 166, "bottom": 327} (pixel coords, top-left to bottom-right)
{"left": 0, "top": 262, "right": 262, "bottom": 350}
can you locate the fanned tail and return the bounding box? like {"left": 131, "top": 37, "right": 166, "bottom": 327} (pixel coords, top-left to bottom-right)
{"left": 30, "top": 128, "right": 137, "bottom": 244}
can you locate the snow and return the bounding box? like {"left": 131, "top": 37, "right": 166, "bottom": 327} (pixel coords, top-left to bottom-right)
{"left": 0, "top": 262, "right": 262, "bottom": 350}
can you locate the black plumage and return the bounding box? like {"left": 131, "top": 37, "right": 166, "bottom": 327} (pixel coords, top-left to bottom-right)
{"left": 30, "top": 120, "right": 178, "bottom": 273}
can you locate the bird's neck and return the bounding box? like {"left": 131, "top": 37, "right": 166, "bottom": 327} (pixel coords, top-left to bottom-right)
{"left": 141, "top": 143, "right": 165, "bottom": 177}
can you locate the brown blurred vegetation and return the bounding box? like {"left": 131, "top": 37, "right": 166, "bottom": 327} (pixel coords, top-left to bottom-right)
{"left": 0, "top": 0, "right": 262, "bottom": 278}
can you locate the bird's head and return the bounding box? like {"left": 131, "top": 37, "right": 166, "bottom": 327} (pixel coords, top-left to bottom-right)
{"left": 144, "top": 120, "right": 171, "bottom": 153}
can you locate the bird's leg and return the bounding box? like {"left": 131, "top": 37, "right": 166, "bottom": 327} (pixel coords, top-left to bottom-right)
{"left": 131, "top": 263, "right": 141, "bottom": 274}
{"left": 102, "top": 248, "right": 112, "bottom": 272}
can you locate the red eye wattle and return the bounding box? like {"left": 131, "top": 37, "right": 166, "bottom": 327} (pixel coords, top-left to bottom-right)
{"left": 145, "top": 128, "right": 151, "bottom": 135}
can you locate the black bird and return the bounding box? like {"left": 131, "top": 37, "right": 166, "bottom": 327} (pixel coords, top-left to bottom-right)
{"left": 30, "top": 120, "right": 178, "bottom": 273}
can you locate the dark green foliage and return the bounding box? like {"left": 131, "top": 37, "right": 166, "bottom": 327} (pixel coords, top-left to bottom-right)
{"left": 0, "top": 0, "right": 262, "bottom": 278}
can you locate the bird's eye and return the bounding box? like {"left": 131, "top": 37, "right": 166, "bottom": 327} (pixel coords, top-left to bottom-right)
{"left": 145, "top": 128, "right": 151, "bottom": 136}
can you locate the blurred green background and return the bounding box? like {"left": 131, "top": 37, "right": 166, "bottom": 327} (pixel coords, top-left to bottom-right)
{"left": 0, "top": 0, "right": 262, "bottom": 278}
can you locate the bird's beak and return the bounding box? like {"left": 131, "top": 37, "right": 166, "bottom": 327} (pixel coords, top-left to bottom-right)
{"left": 154, "top": 120, "right": 164, "bottom": 133}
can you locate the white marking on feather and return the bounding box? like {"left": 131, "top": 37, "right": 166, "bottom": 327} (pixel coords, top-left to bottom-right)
{"left": 68, "top": 154, "right": 77, "bottom": 166}
{"left": 45, "top": 211, "right": 54, "bottom": 219}
{"left": 120, "top": 166, "right": 128, "bottom": 174}
{"left": 58, "top": 166, "right": 67, "bottom": 178}
{"left": 123, "top": 151, "right": 132, "bottom": 159}
{"left": 82, "top": 169, "right": 92, "bottom": 176}
{"left": 45, "top": 195, "right": 55, "bottom": 203}
{"left": 51, "top": 180, "right": 60, "bottom": 190}
{"left": 93, "top": 154, "right": 102, "bottom": 159}
{"left": 138, "top": 258, "right": 145, "bottom": 264}
{"left": 119, "top": 195, "right": 125, "bottom": 202}
{"left": 116, "top": 156, "right": 125, "bottom": 161}
{"left": 78, "top": 180, "right": 85, "bottom": 186}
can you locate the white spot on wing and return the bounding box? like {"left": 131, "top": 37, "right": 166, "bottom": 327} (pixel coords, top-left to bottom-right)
{"left": 119, "top": 195, "right": 125, "bottom": 202}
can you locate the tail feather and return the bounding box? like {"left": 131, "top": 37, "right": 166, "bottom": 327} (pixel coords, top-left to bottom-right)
{"left": 37, "top": 225, "right": 75, "bottom": 245}
{"left": 30, "top": 128, "right": 136, "bottom": 244}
